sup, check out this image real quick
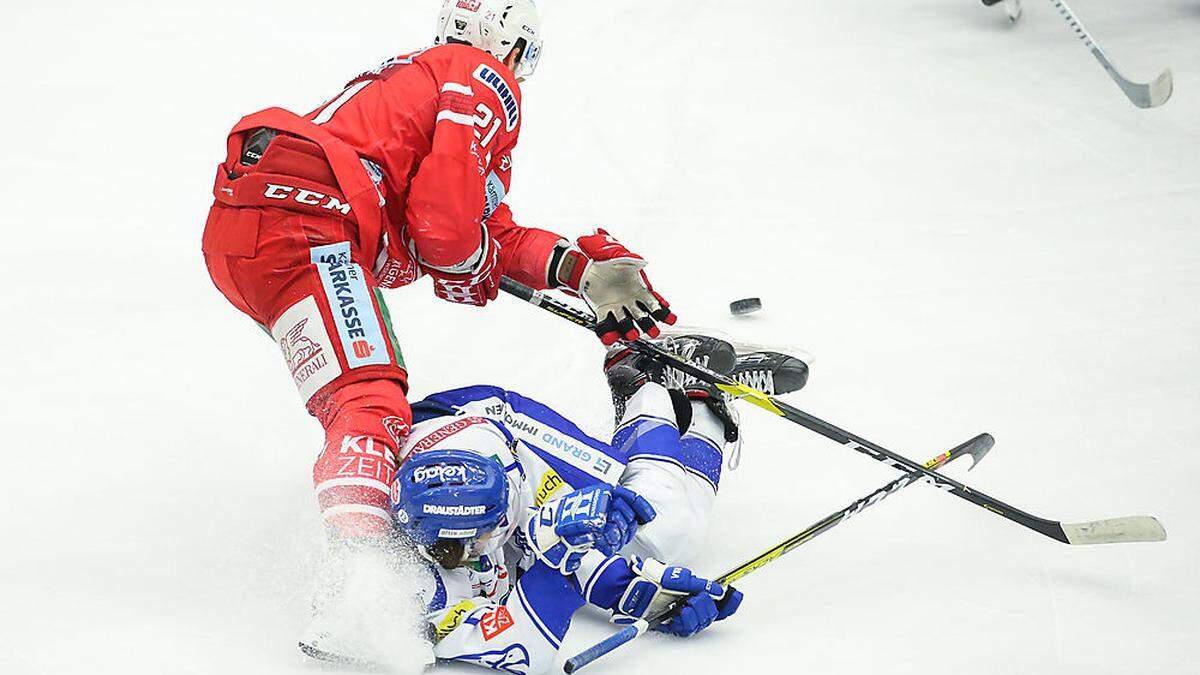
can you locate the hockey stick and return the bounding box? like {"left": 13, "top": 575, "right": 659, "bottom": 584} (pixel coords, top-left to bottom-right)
{"left": 1050, "top": 0, "right": 1172, "bottom": 108}
{"left": 563, "top": 433, "right": 995, "bottom": 673}
{"left": 501, "top": 277, "right": 1167, "bottom": 547}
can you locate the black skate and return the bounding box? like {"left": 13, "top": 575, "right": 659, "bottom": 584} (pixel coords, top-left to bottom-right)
{"left": 604, "top": 334, "right": 740, "bottom": 442}
{"left": 656, "top": 326, "right": 812, "bottom": 396}
{"left": 604, "top": 334, "right": 736, "bottom": 407}
{"left": 731, "top": 350, "right": 809, "bottom": 396}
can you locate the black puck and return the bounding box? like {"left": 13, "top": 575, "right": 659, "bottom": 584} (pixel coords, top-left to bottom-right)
{"left": 730, "top": 297, "right": 762, "bottom": 316}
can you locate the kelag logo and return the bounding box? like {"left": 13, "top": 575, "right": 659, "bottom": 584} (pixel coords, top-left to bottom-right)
{"left": 412, "top": 464, "right": 468, "bottom": 484}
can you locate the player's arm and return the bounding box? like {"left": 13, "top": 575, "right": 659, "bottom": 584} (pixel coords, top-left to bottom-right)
{"left": 405, "top": 62, "right": 516, "bottom": 306}
{"left": 409, "top": 56, "right": 678, "bottom": 340}
{"left": 486, "top": 201, "right": 563, "bottom": 291}
{"left": 487, "top": 187, "right": 680, "bottom": 343}
{"left": 573, "top": 554, "right": 744, "bottom": 638}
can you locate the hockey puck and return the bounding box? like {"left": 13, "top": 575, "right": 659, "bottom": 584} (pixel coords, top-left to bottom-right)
{"left": 729, "top": 297, "right": 762, "bottom": 316}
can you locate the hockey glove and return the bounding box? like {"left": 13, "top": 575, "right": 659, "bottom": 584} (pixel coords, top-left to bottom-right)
{"left": 655, "top": 582, "right": 742, "bottom": 637}
{"left": 526, "top": 484, "right": 656, "bottom": 575}
{"left": 428, "top": 233, "right": 502, "bottom": 306}
{"left": 611, "top": 557, "right": 743, "bottom": 637}
{"left": 597, "top": 485, "right": 657, "bottom": 553}
{"left": 553, "top": 229, "right": 676, "bottom": 345}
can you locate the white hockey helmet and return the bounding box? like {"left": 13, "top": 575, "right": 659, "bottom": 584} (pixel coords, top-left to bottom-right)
{"left": 434, "top": 0, "right": 543, "bottom": 79}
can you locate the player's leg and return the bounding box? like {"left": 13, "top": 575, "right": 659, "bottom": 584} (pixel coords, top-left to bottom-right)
{"left": 607, "top": 334, "right": 808, "bottom": 563}
{"left": 205, "top": 207, "right": 421, "bottom": 664}
{"left": 606, "top": 336, "right": 738, "bottom": 564}
{"left": 204, "top": 207, "right": 411, "bottom": 539}
{"left": 613, "top": 386, "right": 720, "bottom": 564}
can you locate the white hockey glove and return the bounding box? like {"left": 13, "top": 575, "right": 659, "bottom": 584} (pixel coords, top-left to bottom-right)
{"left": 551, "top": 229, "right": 676, "bottom": 345}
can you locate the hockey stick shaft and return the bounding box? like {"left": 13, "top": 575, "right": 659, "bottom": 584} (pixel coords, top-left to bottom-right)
{"left": 501, "top": 278, "right": 1165, "bottom": 547}
{"left": 716, "top": 432, "right": 992, "bottom": 586}
{"left": 562, "top": 434, "right": 994, "bottom": 673}
{"left": 1050, "top": 0, "right": 1172, "bottom": 108}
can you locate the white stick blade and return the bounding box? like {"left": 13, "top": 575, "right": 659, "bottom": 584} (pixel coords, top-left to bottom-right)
{"left": 1146, "top": 69, "right": 1174, "bottom": 108}
{"left": 1090, "top": 48, "right": 1173, "bottom": 109}
{"left": 1063, "top": 516, "right": 1167, "bottom": 545}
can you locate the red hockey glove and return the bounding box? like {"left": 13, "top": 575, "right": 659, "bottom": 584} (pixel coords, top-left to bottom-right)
{"left": 552, "top": 229, "right": 677, "bottom": 345}
{"left": 428, "top": 236, "right": 502, "bottom": 307}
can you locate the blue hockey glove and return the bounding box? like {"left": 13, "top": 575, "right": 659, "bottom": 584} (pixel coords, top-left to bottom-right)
{"left": 527, "top": 485, "right": 655, "bottom": 574}
{"left": 655, "top": 584, "right": 743, "bottom": 637}
{"left": 714, "top": 584, "right": 743, "bottom": 621}
{"left": 596, "top": 485, "right": 656, "bottom": 554}
{"left": 608, "top": 556, "right": 741, "bottom": 638}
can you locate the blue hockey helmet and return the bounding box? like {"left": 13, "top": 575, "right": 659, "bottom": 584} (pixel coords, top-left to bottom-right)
{"left": 390, "top": 449, "right": 509, "bottom": 551}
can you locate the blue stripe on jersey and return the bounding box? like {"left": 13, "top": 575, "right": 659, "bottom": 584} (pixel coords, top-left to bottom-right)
{"left": 616, "top": 417, "right": 723, "bottom": 489}
{"left": 415, "top": 385, "right": 514, "bottom": 413}
{"left": 516, "top": 439, "right": 601, "bottom": 493}
{"left": 515, "top": 584, "right": 559, "bottom": 649}
{"left": 580, "top": 556, "right": 633, "bottom": 611}
{"left": 423, "top": 386, "right": 613, "bottom": 454}
{"left": 612, "top": 417, "right": 680, "bottom": 458}
{"left": 428, "top": 567, "right": 448, "bottom": 613}
{"left": 677, "top": 435, "right": 723, "bottom": 489}
{"left": 582, "top": 554, "right": 622, "bottom": 606}
{"left": 411, "top": 397, "right": 458, "bottom": 424}
{"left": 513, "top": 562, "right": 585, "bottom": 647}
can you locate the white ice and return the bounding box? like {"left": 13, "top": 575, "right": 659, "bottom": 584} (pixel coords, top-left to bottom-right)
{"left": 1, "top": 1, "right": 1197, "bottom": 673}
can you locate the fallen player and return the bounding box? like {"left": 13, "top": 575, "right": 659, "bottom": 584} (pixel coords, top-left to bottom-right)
{"left": 304, "top": 336, "right": 807, "bottom": 672}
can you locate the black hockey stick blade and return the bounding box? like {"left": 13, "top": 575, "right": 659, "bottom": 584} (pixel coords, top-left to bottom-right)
{"left": 952, "top": 432, "right": 993, "bottom": 472}
{"left": 299, "top": 642, "right": 388, "bottom": 671}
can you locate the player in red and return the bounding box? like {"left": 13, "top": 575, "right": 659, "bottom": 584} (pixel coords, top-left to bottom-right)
{"left": 201, "top": 0, "right": 676, "bottom": 545}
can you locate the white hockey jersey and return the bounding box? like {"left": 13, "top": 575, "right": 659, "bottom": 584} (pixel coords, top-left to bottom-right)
{"left": 398, "top": 383, "right": 727, "bottom": 674}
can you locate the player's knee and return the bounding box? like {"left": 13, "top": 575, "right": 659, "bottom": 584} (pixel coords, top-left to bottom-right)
{"left": 318, "top": 379, "right": 411, "bottom": 431}
{"left": 621, "top": 460, "right": 715, "bottom": 563}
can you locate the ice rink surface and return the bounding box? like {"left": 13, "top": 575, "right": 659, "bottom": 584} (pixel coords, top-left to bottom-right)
{"left": 1, "top": 1, "right": 1197, "bottom": 673}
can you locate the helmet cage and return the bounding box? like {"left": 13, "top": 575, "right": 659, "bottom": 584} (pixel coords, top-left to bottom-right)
{"left": 513, "top": 37, "right": 542, "bottom": 79}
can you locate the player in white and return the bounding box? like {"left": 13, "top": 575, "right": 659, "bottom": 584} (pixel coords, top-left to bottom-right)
{"left": 371, "top": 336, "right": 808, "bottom": 673}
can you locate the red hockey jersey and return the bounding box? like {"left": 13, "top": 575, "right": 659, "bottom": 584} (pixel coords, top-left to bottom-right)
{"left": 211, "top": 44, "right": 562, "bottom": 291}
